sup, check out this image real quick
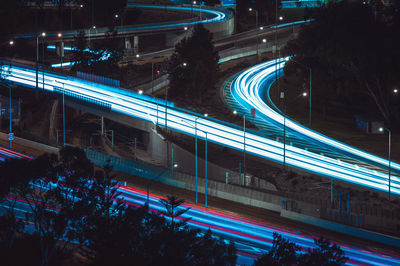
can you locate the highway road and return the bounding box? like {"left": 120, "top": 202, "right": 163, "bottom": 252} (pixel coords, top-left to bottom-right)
{"left": 0, "top": 146, "right": 33, "bottom": 162}
{"left": 13, "top": 4, "right": 231, "bottom": 41}
{"left": 1, "top": 60, "right": 399, "bottom": 197}
{"left": 0, "top": 144, "right": 399, "bottom": 266}
{"left": 227, "top": 59, "right": 400, "bottom": 195}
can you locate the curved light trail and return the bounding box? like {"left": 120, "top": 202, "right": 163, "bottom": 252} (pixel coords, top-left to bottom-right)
{"left": 1, "top": 153, "right": 399, "bottom": 266}
{"left": 13, "top": 4, "right": 230, "bottom": 39}
{"left": 1, "top": 61, "right": 399, "bottom": 196}
{"left": 0, "top": 146, "right": 33, "bottom": 162}
{"left": 229, "top": 59, "right": 400, "bottom": 194}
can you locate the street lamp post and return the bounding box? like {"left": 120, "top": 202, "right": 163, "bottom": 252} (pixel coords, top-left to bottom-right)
{"left": 57, "top": 33, "right": 63, "bottom": 68}
{"left": 42, "top": 34, "right": 46, "bottom": 90}
{"left": 285, "top": 57, "right": 312, "bottom": 127}
{"left": 115, "top": 14, "right": 123, "bottom": 27}
{"left": 281, "top": 91, "right": 308, "bottom": 168}
{"left": 182, "top": 117, "right": 208, "bottom": 207}
{"left": 36, "top": 32, "right": 45, "bottom": 95}
{"left": 54, "top": 80, "right": 66, "bottom": 146}
{"left": 195, "top": 116, "right": 199, "bottom": 204}
{"left": 89, "top": 26, "right": 96, "bottom": 48}
{"left": 379, "top": 127, "right": 391, "bottom": 200}
{"left": 243, "top": 114, "right": 246, "bottom": 185}
{"left": 205, "top": 131, "right": 207, "bottom": 207}
{"left": 9, "top": 84, "right": 12, "bottom": 149}
{"left": 249, "top": 8, "right": 259, "bottom": 58}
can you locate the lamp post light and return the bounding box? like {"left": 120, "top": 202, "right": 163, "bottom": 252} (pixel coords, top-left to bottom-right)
{"left": 9, "top": 84, "right": 12, "bottom": 149}
{"left": 88, "top": 25, "right": 96, "bottom": 48}
{"left": 164, "top": 62, "right": 187, "bottom": 167}
{"left": 249, "top": 8, "right": 259, "bottom": 58}
{"left": 54, "top": 80, "right": 66, "bottom": 146}
{"left": 36, "top": 32, "right": 46, "bottom": 95}
{"left": 233, "top": 110, "right": 246, "bottom": 185}
{"left": 281, "top": 91, "right": 307, "bottom": 168}
{"left": 41, "top": 33, "right": 46, "bottom": 90}
{"left": 57, "top": 33, "right": 63, "bottom": 68}
{"left": 379, "top": 127, "right": 392, "bottom": 200}
{"left": 243, "top": 114, "right": 246, "bottom": 185}
{"left": 285, "top": 57, "right": 312, "bottom": 127}
{"left": 115, "top": 14, "right": 123, "bottom": 27}
{"left": 181, "top": 117, "right": 208, "bottom": 207}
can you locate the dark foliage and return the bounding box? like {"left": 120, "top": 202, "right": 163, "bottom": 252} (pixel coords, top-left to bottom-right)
{"left": 168, "top": 23, "right": 219, "bottom": 102}
{"left": 285, "top": 1, "right": 400, "bottom": 128}
{"left": 0, "top": 147, "right": 236, "bottom": 265}
{"left": 254, "top": 232, "right": 348, "bottom": 266}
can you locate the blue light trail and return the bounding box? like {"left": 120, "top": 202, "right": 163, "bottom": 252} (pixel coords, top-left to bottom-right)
{"left": 13, "top": 4, "right": 230, "bottom": 39}
{"left": 0, "top": 60, "right": 399, "bottom": 196}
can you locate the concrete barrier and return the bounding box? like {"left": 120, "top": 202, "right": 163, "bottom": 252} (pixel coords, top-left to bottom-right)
{"left": 281, "top": 209, "right": 400, "bottom": 247}
{"left": 0, "top": 132, "right": 59, "bottom": 155}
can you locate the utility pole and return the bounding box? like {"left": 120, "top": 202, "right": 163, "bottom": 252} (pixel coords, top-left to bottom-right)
{"left": 243, "top": 115, "right": 246, "bottom": 185}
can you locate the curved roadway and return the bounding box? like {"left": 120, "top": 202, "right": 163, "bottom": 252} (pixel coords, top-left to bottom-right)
{"left": 13, "top": 4, "right": 231, "bottom": 40}
{"left": 226, "top": 59, "right": 399, "bottom": 196}
{"left": 1, "top": 59, "right": 399, "bottom": 197}
{"left": 1, "top": 147, "right": 399, "bottom": 265}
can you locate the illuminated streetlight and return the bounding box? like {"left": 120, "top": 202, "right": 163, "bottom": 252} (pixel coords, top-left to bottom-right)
{"left": 115, "top": 14, "right": 119, "bottom": 18}
{"left": 259, "top": 26, "right": 264, "bottom": 30}
{"left": 233, "top": 110, "right": 237, "bottom": 115}
{"left": 9, "top": 40, "right": 14, "bottom": 45}
{"left": 281, "top": 92, "right": 308, "bottom": 168}
{"left": 184, "top": 26, "right": 188, "bottom": 30}
{"left": 138, "top": 90, "right": 143, "bottom": 94}
{"left": 279, "top": 16, "right": 283, "bottom": 21}
{"left": 41, "top": 32, "right": 46, "bottom": 37}
{"left": 262, "top": 38, "right": 267, "bottom": 43}
{"left": 285, "top": 57, "right": 312, "bottom": 127}
{"left": 136, "top": 54, "right": 140, "bottom": 58}
{"left": 248, "top": 8, "right": 260, "bottom": 59}
{"left": 204, "top": 113, "right": 208, "bottom": 117}
{"left": 57, "top": 33, "right": 62, "bottom": 38}
{"left": 379, "top": 127, "right": 392, "bottom": 200}
{"left": 394, "top": 89, "right": 398, "bottom": 94}
{"left": 182, "top": 62, "right": 187, "bottom": 67}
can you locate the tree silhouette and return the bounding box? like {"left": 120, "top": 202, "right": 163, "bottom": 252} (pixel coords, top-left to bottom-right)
{"left": 0, "top": 148, "right": 237, "bottom": 265}
{"left": 168, "top": 23, "right": 219, "bottom": 102}
{"left": 285, "top": 1, "right": 400, "bottom": 127}
{"left": 159, "top": 195, "right": 191, "bottom": 231}
{"left": 255, "top": 233, "right": 348, "bottom": 265}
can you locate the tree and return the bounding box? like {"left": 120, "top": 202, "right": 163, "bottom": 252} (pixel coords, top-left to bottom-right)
{"left": 285, "top": 1, "right": 400, "bottom": 127}
{"left": 159, "top": 195, "right": 190, "bottom": 231}
{"left": 0, "top": 148, "right": 237, "bottom": 265}
{"left": 168, "top": 23, "right": 219, "bottom": 102}
{"left": 300, "top": 237, "right": 348, "bottom": 265}
{"left": 254, "top": 232, "right": 300, "bottom": 266}
{"left": 0, "top": 147, "right": 93, "bottom": 266}
{"left": 254, "top": 233, "right": 348, "bottom": 266}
